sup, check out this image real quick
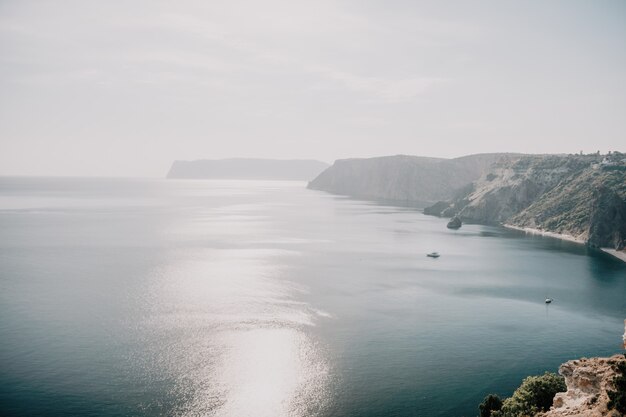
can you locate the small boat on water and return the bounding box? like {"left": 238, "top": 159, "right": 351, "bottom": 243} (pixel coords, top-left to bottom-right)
{"left": 427, "top": 252, "right": 440, "bottom": 258}
{"left": 447, "top": 216, "right": 462, "bottom": 229}
{"left": 545, "top": 298, "right": 553, "bottom": 304}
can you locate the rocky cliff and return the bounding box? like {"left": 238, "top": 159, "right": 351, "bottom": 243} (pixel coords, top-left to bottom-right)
{"left": 452, "top": 155, "right": 591, "bottom": 223}
{"left": 308, "top": 151, "right": 626, "bottom": 251}
{"left": 479, "top": 322, "right": 626, "bottom": 417}
{"left": 307, "top": 153, "right": 513, "bottom": 204}
{"left": 538, "top": 354, "right": 626, "bottom": 417}
{"left": 424, "top": 153, "right": 626, "bottom": 251}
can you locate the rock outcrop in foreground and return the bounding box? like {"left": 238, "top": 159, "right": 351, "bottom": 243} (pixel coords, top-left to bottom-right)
{"left": 539, "top": 354, "right": 626, "bottom": 417}
{"left": 539, "top": 321, "right": 626, "bottom": 417}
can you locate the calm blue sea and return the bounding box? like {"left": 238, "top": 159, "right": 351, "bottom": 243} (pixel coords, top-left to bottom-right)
{"left": 0, "top": 177, "right": 624, "bottom": 417}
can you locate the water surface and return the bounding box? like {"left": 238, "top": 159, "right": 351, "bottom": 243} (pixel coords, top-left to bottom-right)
{"left": 0, "top": 178, "right": 624, "bottom": 417}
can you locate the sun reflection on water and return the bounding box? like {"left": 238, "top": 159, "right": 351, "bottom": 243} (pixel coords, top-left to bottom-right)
{"left": 209, "top": 328, "right": 329, "bottom": 417}
{"left": 140, "top": 240, "right": 331, "bottom": 416}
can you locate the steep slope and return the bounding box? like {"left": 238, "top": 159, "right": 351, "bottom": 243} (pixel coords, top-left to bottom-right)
{"left": 166, "top": 158, "right": 329, "bottom": 181}
{"left": 456, "top": 155, "right": 597, "bottom": 223}
{"left": 510, "top": 168, "right": 626, "bottom": 248}
{"left": 424, "top": 153, "right": 626, "bottom": 251}
{"left": 307, "top": 153, "right": 512, "bottom": 204}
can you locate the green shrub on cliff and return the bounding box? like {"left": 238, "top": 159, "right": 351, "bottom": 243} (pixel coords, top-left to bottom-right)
{"left": 479, "top": 394, "right": 503, "bottom": 417}
{"left": 486, "top": 372, "right": 566, "bottom": 417}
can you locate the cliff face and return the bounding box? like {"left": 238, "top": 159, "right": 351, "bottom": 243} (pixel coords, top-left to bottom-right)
{"left": 307, "top": 153, "right": 512, "bottom": 204}
{"left": 426, "top": 154, "right": 626, "bottom": 251}
{"left": 586, "top": 185, "right": 626, "bottom": 249}
{"left": 309, "top": 151, "right": 626, "bottom": 251}
{"left": 456, "top": 155, "right": 589, "bottom": 224}
{"left": 539, "top": 354, "right": 626, "bottom": 417}
{"left": 507, "top": 164, "right": 626, "bottom": 248}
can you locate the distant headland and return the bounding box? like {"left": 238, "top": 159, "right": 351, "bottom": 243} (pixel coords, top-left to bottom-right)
{"left": 167, "top": 158, "right": 329, "bottom": 181}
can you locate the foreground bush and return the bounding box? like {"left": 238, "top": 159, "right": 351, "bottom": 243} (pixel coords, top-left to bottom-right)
{"left": 479, "top": 394, "right": 502, "bottom": 417}
{"left": 482, "top": 372, "right": 566, "bottom": 417}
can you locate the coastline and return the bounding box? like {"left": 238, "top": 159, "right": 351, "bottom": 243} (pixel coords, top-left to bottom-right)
{"left": 503, "top": 224, "right": 585, "bottom": 244}
{"left": 503, "top": 224, "right": 626, "bottom": 264}
{"left": 601, "top": 248, "right": 626, "bottom": 263}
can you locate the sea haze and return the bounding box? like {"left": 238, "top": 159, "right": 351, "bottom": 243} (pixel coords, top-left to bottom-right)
{"left": 0, "top": 178, "right": 624, "bottom": 417}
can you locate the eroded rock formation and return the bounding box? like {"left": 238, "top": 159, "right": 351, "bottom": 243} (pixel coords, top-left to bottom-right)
{"left": 539, "top": 354, "right": 626, "bottom": 417}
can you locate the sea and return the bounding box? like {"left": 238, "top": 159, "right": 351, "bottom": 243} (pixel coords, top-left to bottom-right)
{"left": 0, "top": 177, "right": 624, "bottom": 417}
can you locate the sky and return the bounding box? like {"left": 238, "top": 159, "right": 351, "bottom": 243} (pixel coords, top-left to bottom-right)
{"left": 0, "top": 1, "right": 625, "bottom": 177}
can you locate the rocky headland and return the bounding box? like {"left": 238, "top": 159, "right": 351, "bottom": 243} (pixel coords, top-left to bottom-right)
{"left": 424, "top": 153, "right": 626, "bottom": 257}
{"left": 167, "top": 158, "right": 329, "bottom": 180}
{"left": 307, "top": 153, "right": 515, "bottom": 204}
{"left": 308, "top": 151, "right": 626, "bottom": 258}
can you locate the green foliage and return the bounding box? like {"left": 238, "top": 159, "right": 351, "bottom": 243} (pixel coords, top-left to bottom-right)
{"left": 487, "top": 372, "right": 566, "bottom": 417}
{"left": 479, "top": 394, "right": 503, "bottom": 417}
{"left": 607, "top": 360, "right": 626, "bottom": 414}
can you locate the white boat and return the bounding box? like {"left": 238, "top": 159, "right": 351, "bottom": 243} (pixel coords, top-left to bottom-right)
{"left": 545, "top": 298, "right": 553, "bottom": 304}
{"left": 427, "top": 252, "right": 440, "bottom": 258}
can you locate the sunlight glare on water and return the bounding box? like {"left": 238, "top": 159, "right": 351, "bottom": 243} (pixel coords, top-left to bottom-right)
{"left": 138, "top": 199, "right": 331, "bottom": 417}
{"left": 212, "top": 328, "right": 329, "bottom": 417}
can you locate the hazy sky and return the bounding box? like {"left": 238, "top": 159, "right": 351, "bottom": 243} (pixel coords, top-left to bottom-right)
{"left": 1, "top": 1, "right": 625, "bottom": 176}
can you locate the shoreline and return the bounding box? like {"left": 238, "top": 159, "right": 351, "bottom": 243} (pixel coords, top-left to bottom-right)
{"left": 601, "top": 248, "right": 626, "bottom": 263}
{"left": 503, "top": 224, "right": 626, "bottom": 264}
